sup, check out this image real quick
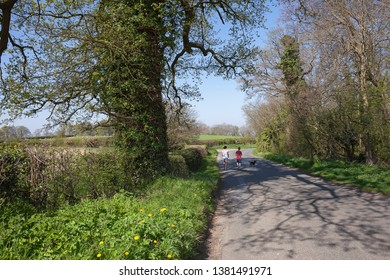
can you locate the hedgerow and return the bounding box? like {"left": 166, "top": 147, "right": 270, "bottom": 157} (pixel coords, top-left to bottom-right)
{"left": 0, "top": 155, "right": 219, "bottom": 260}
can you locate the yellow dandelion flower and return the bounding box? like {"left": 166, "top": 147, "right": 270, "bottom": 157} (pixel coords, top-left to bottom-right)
{"left": 124, "top": 252, "right": 129, "bottom": 256}
{"left": 134, "top": 235, "right": 140, "bottom": 241}
{"left": 154, "top": 240, "right": 158, "bottom": 244}
{"left": 171, "top": 224, "right": 175, "bottom": 228}
{"left": 148, "top": 213, "right": 152, "bottom": 217}
{"left": 139, "top": 208, "right": 144, "bottom": 212}
{"left": 97, "top": 253, "right": 102, "bottom": 258}
{"left": 167, "top": 254, "right": 172, "bottom": 259}
{"left": 99, "top": 241, "right": 104, "bottom": 245}
{"left": 160, "top": 207, "right": 167, "bottom": 213}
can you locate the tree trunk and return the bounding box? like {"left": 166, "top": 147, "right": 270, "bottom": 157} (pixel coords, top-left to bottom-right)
{"left": 357, "top": 22, "right": 375, "bottom": 165}
{"left": 98, "top": 0, "right": 169, "bottom": 186}
{"left": 117, "top": 5, "right": 169, "bottom": 184}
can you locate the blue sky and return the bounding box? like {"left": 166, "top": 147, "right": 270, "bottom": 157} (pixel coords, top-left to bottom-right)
{"left": 2, "top": 2, "right": 281, "bottom": 133}
{"left": 189, "top": 4, "right": 281, "bottom": 128}
{"left": 189, "top": 75, "right": 249, "bottom": 128}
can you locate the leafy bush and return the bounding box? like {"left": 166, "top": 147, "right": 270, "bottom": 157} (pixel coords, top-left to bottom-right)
{"left": 168, "top": 155, "right": 189, "bottom": 177}
{"left": 185, "top": 145, "right": 208, "bottom": 157}
{"left": 75, "top": 150, "right": 128, "bottom": 199}
{"left": 180, "top": 148, "right": 203, "bottom": 172}
{"left": 0, "top": 145, "right": 28, "bottom": 201}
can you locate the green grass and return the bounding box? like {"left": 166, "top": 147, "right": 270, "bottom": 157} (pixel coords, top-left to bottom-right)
{"left": 198, "top": 134, "right": 240, "bottom": 140}
{"left": 259, "top": 152, "right": 390, "bottom": 196}
{"left": 211, "top": 143, "right": 256, "bottom": 150}
{"left": 0, "top": 154, "right": 220, "bottom": 260}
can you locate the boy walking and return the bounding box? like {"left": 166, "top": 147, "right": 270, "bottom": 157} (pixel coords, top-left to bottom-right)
{"left": 235, "top": 147, "right": 243, "bottom": 168}
{"left": 222, "top": 146, "right": 229, "bottom": 170}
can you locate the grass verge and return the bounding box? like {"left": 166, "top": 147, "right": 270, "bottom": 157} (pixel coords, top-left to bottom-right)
{"left": 259, "top": 153, "right": 390, "bottom": 196}
{"left": 0, "top": 154, "right": 220, "bottom": 260}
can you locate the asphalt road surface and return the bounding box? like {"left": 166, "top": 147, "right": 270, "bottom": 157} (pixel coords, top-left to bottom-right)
{"left": 206, "top": 148, "right": 390, "bottom": 259}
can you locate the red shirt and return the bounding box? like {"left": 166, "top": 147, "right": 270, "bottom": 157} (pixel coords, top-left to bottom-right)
{"left": 236, "top": 150, "right": 242, "bottom": 160}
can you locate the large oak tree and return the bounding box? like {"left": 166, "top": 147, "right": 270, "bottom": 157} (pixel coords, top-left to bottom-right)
{"left": 1, "top": 0, "right": 267, "bottom": 182}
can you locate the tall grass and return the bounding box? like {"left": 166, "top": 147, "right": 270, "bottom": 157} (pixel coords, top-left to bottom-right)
{"left": 260, "top": 153, "right": 390, "bottom": 196}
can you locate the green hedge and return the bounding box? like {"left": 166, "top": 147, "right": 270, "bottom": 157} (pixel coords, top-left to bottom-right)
{"left": 168, "top": 155, "right": 189, "bottom": 177}
{"left": 180, "top": 148, "right": 203, "bottom": 172}
{"left": 0, "top": 152, "right": 220, "bottom": 260}
{"left": 0, "top": 145, "right": 28, "bottom": 201}
{"left": 0, "top": 145, "right": 127, "bottom": 210}
{"left": 1, "top": 144, "right": 209, "bottom": 211}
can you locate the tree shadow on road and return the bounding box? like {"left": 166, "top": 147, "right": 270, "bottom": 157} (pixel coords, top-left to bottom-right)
{"left": 208, "top": 157, "right": 390, "bottom": 259}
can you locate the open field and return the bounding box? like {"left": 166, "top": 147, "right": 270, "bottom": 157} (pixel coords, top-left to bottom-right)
{"left": 198, "top": 134, "right": 241, "bottom": 141}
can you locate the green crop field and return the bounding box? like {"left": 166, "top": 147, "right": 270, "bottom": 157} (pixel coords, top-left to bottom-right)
{"left": 198, "top": 134, "right": 240, "bottom": 141}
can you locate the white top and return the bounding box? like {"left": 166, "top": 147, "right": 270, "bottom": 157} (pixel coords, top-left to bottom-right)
{"left": 222, "top": 150, "right": 229, "bottom": 159}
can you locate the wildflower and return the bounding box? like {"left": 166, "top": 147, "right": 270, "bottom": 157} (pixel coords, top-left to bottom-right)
{"left": 134, "top": 235, "right": 140, "bottom": 241}
{"left": 154, "top": 240, "right": 158, "bottom": 244}
{"left": 124, "top": 252, "right": 129, "bottom": 256}
{"left": 139, "top": 208, "right": 144, "bottom": 212}
{"left": 160, "top": 207, "right": 167, "bottom": 213}
{"left": 97, "top": 253, "right": 102, "bottom": 258}
{"left": 167, "top": 254, "right": 172, "bottom": 259}
{"left": 148, "top": 213, "right": 152, "bottom": 217}
{"left": 99, "top": 241, "right": 104, "bottom": 245}
{"left": 171, "top": 224, "right": 175, "bottom": 228}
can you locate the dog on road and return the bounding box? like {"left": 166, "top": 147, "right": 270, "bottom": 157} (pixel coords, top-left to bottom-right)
{"left": 249, "top": 160, "right": 257, "bottom": 166}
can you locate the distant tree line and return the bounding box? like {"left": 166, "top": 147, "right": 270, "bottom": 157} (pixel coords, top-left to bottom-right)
{"left": 0, "top": 123, "right": 114, "bottom": 141}
{"left": 54, "top": 122, "right": 115, "bottom": 137}
{"left": 0, "top": 125, "right": 31, "bottom": 140}
{"left": 197, "top": 123, "right": 247, "bottom": 137}
{"left": 0, "top": 103, "right": 202, "bottom": 148}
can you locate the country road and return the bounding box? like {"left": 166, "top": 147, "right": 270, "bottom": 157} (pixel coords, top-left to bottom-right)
{"left": 206, "top": 148, "right": 390, "bottom": 260}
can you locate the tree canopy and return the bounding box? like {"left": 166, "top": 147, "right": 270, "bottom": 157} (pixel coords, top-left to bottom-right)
{"left": 0, "top": 0, "right": 267, "bottom": 123}
{"left": 245, "top": 0, "right": 390, "bottom": 164}
{"left": 1, "top": 0, "right": 269, "bottom": 182}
